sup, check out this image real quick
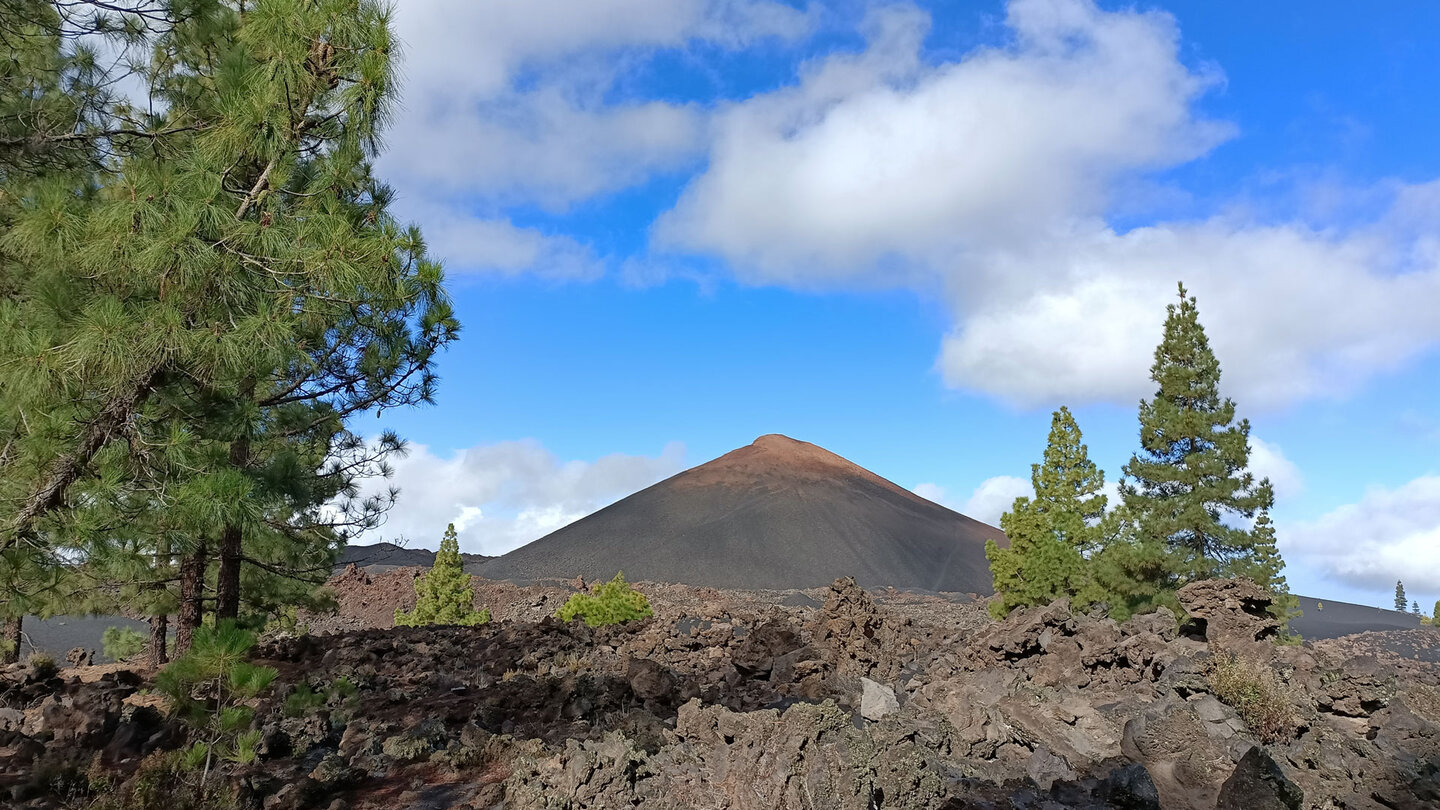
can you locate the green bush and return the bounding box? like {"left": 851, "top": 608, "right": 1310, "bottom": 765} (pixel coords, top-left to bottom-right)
{"left": 28, "top": 652, "right": 57, "bottom": 679}
{"left": 155, "top": 622, "right": 278, "bottom": 782}
{"left": 1205, "top": 652, "right": 1298, "bottom": 744}
{"left": 102, "top": 626, "right": 148, "bottom": 661}
{"left": 283, "top": 684, "right": 325, "bottom": 716}
{"left": 394, "top": 524, "right": 490, "bottom": 627}
{"left": 556, "top": 572, "right": 653, "bottom": 627}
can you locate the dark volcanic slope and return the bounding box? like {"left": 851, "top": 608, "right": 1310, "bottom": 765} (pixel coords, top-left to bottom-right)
{"left": 337, "top": 542, "right": 491, "bottom": 572}
{"left": 477, "top": 434, "right": 1006, "bottom": 593}
{"left": 1289, "top": 594, "right": 1422, "bottom": 639}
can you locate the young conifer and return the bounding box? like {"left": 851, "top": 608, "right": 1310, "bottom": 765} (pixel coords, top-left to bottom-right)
{"left": 986, "top": 407, "right": 1107, "bottom": 618}
{"left": 1120, "top": 284, "right": 1278, "bottom": 588}
{"left": 394, "top": 525, "right": 489, "bottom": 627}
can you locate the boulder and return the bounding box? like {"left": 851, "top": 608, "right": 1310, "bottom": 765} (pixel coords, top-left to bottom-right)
{"left": 1176, "top": 579, "right": 1279, "bottom": 651}
{"left": 1216, "top": 746, "right": 1303, "bottom": 810}
{"left": 859, "top": 678, "right": 898, "bottom": 722}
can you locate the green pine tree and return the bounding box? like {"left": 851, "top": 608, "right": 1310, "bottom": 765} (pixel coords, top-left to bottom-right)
{"left": 1395, "top": 581, "right": 1408, "bottom": 612}
{"left": 1119, "top": 283, "right": 1278, "bottom": 591}
{"left": 556, "top": 572, "right": 654, "bottom": 627}
{"left": 0, "top": 1, "right": 457, "bottom": 630}
{"left": 986, "top": 407, "right": 1108, "bottom": 618}
{"left": 394, "top": 525, "right": 489, "bottom": 627}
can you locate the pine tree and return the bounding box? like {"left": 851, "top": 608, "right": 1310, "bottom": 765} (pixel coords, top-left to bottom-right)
{"left": 1413, "top": 600, "right": 1421, "bottom": 615}
{"left": 394, "top": 525, "right": 489, "bottom": 627}
{"left": 1395, "top": 581, "right": 1408, "bottom": 612}
{"left": 1120, "top": 284, "right": 1278, "bottom": 588}
{"left": 986, "top": 407, "right": 1107, "bottom": 618}
{"left": 0, "top": 1, "right": 458, "bottom": 627}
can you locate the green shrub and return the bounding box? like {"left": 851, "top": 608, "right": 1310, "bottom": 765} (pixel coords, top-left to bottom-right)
{"left": 329, "top": 675, "right": 358, "bottom": 701}
{"left": 227, "top": 730, "right": 262, "bottom": 765}
{"left": 283, "top": 684, "right": 325, "bottom": 716}
{"left": 155, "top": 622, "right": 278, "bottom": 783}
{"left": 394, "top": 524, "right": 490, "bottom": 627}
{"left": 102, "top": 626, "right": 148, "bottom": 661}
{"left": 27, "top": 652, "right": 57, "bottom": 679}
{"left": 1205, "top": 652, "right": 1298, "bottom": 744}
{"left": 556, "top": 572, "right": 653, "bottom": 627}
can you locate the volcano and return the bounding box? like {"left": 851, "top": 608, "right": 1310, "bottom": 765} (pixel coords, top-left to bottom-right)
{"left": 476, "top": 434, "right": 1005, "bottom": 593}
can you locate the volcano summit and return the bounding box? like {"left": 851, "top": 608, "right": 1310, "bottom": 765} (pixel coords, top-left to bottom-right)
{"left": 477, "top": 434, "right": 1005, "bottom": 593}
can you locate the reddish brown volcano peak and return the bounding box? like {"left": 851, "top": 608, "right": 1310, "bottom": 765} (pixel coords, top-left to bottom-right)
{"left": 675, "top": 433, "right": 876, "bottom": 490}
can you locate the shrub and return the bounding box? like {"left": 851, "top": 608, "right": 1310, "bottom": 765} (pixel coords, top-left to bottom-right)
{"left": 1205, "top": 652, "right": 1298, "bottom": 744}
{"left": 283, "top": 684, "right": 325, "bottom": 717}
{"left": 27, "top": 652, "right": 57, "bottom": 679}
{"left": 102, "top": 626, "right": 148, "bottom": 662}
{"left": 394, "top": 524, "right": 490, "bottom": 627}
{"left": 556, "top": 572, "right": 653, "bottom": 627}
{"left": 155, "top": 622, "right": 278, "bottom": 783}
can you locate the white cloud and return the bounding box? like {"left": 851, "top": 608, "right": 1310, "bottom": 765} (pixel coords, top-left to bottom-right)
{"left": 401, "top": 201, "right": 605, "bottom": 280}
{"left": 935, "top": 214, "right": 1440, "bottom": 407}
{"left": 1284, "top": 476, "right": 1440, "bottom": 593}
{"left": 656, "top": 0, "right": 1229, "bottom": 276}
{"left": 914, "top": 475, "right": 1032, "bottom": 527}
{"left": 1248, "top": 437, "right": 1302, "bottom": 500}
{"left": 384, "top": 91, "right": 705, "bottom": 210}
{"left": 384, "top": 0, "right": 810, "bottom": 210}
{"left": 356, "top": 439, "right": 687, "bottom": 555}
{"left": 651, "top": 0, "right": 1440, "bottom": 408}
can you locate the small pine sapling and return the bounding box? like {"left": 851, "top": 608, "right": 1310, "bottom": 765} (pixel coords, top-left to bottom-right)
{"left": 394, "top": 525, "right": 491, "bottom": 627}
{"left": 556, "top": 572, "right": 654, "bottom": 627}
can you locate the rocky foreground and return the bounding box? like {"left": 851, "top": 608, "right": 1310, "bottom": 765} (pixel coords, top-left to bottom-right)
{"left": 3, "top": 577, "right": 1439, "bottom": 809}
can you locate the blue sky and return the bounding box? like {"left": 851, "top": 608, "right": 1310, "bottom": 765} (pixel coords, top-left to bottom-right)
{"left": 359, "top": 0, "right": 1440, "bottom": 610}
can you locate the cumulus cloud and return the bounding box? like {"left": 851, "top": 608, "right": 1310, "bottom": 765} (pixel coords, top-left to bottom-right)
{"left": 384, "top": 0, "right": 810, "bottom": 209}
{"left": 385, "top": 91, "right": 705, "bottom": 210}
{"left": 935, "top": 214, "right": 1440, "bottom": 406}
{"left": 914, "top": 475, "right": 1031, "bottom": 527}
{"left": 356, "top": 439, "right": 687, "bottom": 555}
{"left": 656, "top": 0, "right": 1229, "bottom": 275}
{"left": 1284, "top": 476, "right": 1440, "bottom": 593}
{"left": 401, "top": 201, "right": 605, "bottom": 280}
{"left": 1248, "top": 437, "right": 1302, "bottom": 500}
{"left": 652, "top": 0, "right": 1440, "bottom": 407}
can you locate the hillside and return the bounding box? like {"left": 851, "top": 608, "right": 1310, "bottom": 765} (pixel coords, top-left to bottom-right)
{"left": 476, "top": 434, "right": 1006, "bottom": 593}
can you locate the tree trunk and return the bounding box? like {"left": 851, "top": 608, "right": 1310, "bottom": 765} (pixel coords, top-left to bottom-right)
{"left": 216, "top": 521, "right": 243, "bottom": 621}
{"left": 216, "top": 384, "right": 254, "bottom": 622}
{"left": 4, "top": 364, "right": 164, "bottom": 552}
{"left": 146, "top": 614, "right": 168, "bottom": 668}
{"left": 176, "top": 542, "right": 206, "bottom": 656}
{"left": 2, "top": 616, "right": 20, "bottom": 664}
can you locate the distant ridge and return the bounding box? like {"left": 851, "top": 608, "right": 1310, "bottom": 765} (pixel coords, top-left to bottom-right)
{"left": 475, "top": 434, "right": 1006, "bottom": 593}
{"left": 337, "top": 541, "right": 491, "bottom": 572}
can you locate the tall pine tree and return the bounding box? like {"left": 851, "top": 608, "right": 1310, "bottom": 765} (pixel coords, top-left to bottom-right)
{"left": 0, "top": 0, "right": 458, "bottom": 639}
{"left": 1120, "top": 284, "right": 1278, "bottom": 590}
{"left": 1395, "top": 581, "right": 1408, "bottom": 612}
{"left": 986, "top": 407, "right": 1108, "bottom": 617}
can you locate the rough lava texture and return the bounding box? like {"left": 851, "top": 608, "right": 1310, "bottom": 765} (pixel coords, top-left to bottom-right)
{"left": 3, "top": 577, "right": 1438, "bottom": 809}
